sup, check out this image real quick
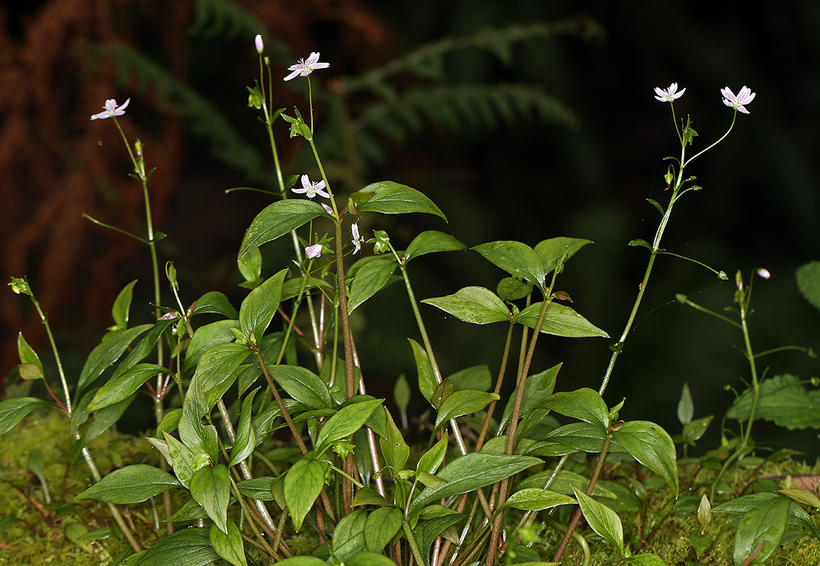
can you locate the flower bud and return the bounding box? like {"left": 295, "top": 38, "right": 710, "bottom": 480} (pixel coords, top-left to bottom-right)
{"left": 255, "top": 34, "right": 264, "bottom": 54}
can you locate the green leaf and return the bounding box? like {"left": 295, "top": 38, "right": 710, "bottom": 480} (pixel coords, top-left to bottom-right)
{"left": 111, "top": 280, "right": 138, "bottom": 329}
{"left": 86, "top": 363, "right": 165, "bottom": 412}
{"left": 210, "top": 519, "right": 247, "bottom": 566}
{"left": 380, "top": 409, "right": 409, "bottom": 473}
{"left": 447, "top": 365, "right": 492, "bottom": 392}
{"left": 539, "top": 388, "right": 609, "bottom": 429}
{"left": 533, "top": 422, "right": 614, "bottom": 456}
{"left": 415, "top": 512, "right": 464, "bottom": 565}
{"left": 613, "top": 421, "right": 678, "bottom": 497}
{"left": 496, "top": 277, "right": 533, "bottom": 301}
{"left": 112, "top": 319, "right": 176, "bottom": 382}
{"left": 333, "top": 509, "right": 368, "bottom": 558}
{"left": 229, "top": 388, "right": 259, "bottom": 467}
{"left": 499, "top": 364, "right": 561, "bottom": 434}
{"left": 571, "top": 486, "right": 624, "bottom": 555}
{"left": 163, "top": 432, "right": 211, "bottom": 488}
{"left": 0, "top": 397, "right": 52, "bottom": 436}
{"left": 677, "top": 383, "right": 694, "bottom": 425}
{"left": 275, "top": 558, "right": 328, "bottom": 566}
{"left": 404, "top": 231, "right": 466, "bottom": 263}
{"left": 681, "top": 415, "right": 713, "bottom": 444}
{"left": 422, "top": 286, "right": 511, "bottom": 325}
{"left": 191, "top": 291, "right": 239, "bottom": 319}
{"left": 628, "top": 239, "right": 652, "bottom": 251}
{"left": 284, "top": 458, "right": 326, "bottom": 531}
{"left": 533, "top": 237, "right": 592, "bottom": 275}
{"left": 316, "top": 398, "right": 383, "bottom": 454}
{"left": 408, "top": 454, "right": 541, "bottom": 517}
{"left": 17, "top": 363, "right": 43, "bottom": 381}
{"left": 194, "top": 343, "right": 249, "bottom": 411}
{"left": 17, "top": 332, "right": 43, "bottom": 372}
{"left": 346, "top": 552, "right": 401, "bottom": 566}
{"left": 348, "top": 257, "right": 398, "bottom": 313}
{"left": 408, "top": 339, "right": 437, "bottom": 403}
{"left": 238, "top": 246, "right": 262, "bottom": 286}
{"left": 726, "top": 374, "right": 820, "bottom": 430}
{"left": 236, "top": 476, "right": 276, "bottom": 501}
{"left": 416, "top": 434, "right": 448, "bottom": 476}
{"left": 238, "top": 199, "right": 327, "bottom": 259}
{"left": 625, "top": 553, "right": 669, "bottom": 566}
{"left": 190, "top": 464, "right": 231, "bottom": 534}
{"left": 356, "top": 181, "right": 446, "bottom": 220}
{"left": 239, "top": 268, "right": 288, "bottom": 342}
{"left": 267, "top": 365, "right": 333, "bottom": 409}
{"left": 503, "top": 488, "right": 576, "bottom": 511}
{"left": 75, "top": 464, "right": 181, "bottom": 504}
{"left": 137, "top": 527, "right": 219, "bottom": 566}
{"left": 796, "top": 261, "right": 820, "bottom": 311}
{"left": 184, "top": 320, "right": 242, "bottom": 374}
{"left": 70, "top": 390, "right": 137, "bottom": 462}
{"left": 434, "top": 390, "right": 500, "bottom": 429}
{"left": 733, "top": 495, "right": 789, "bottom": 566}
{"left": 515, "top": 302, "right": 609, "bottom": 338}
{"left": 76, "top": 324, "right": 153, "bottom": 395}
{"left": 473, "top": 241, "right": 546, "bottom": 289}
{"left": 363, "top": 507, "right": 403, "bottom": 553}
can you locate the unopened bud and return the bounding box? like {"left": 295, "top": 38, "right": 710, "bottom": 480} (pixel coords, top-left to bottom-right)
{"left": 255, "top": 34, "right": 264, "bottom": 54}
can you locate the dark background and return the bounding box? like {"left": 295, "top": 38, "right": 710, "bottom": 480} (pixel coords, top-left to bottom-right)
{"left": 2, "top": 0, "right": 818, "bottom": 457}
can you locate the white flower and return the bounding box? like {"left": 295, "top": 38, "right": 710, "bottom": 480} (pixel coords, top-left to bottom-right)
{"left": 284, "top": 52, "right": 329, "bottom": 81}
{"left": 291, "top": 175, "right": 330, "bottom": 199}
{"left": 305, "top": 244, "right": 323, "bottom": 259}
{"left": 757, "top": 268, "right": 771, "bottom": 279}
{"left": 90, "top": 98, "right": 130, "bottom": 120}
{"left": 721, "top": 86, "right": 756, "bottom": 114}
{"left": 255, "top": 34, "right": 264, "bottom": 53}
{"left": 351, "top": 222, "right": 365, "bottom": 254}
{"left": 654, "top": 83, "right": 685, "bottom": 102}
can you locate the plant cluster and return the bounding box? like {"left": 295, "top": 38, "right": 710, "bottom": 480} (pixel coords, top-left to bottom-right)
{"left": 3, "top": 33, "right": 820, "bottom": 566}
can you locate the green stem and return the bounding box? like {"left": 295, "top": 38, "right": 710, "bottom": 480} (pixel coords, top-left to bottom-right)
{"left": 403, "top": 522, "right": 427, "bottom": 566}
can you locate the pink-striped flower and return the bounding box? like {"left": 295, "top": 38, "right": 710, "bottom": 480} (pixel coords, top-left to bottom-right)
{"left": 284, "top": 52, "right": 329, "bottom": 81}
{"left": 721, "top": 86, "right": 755, "bottom": 114}
{"left": 90, "top": 98, "right": 130, "bottom": 120}
{"left": 654, "top": 83, "right": 685, "bottom": 102}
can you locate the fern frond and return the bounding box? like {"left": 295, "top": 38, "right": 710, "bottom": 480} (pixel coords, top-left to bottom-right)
{"left": 87, "top": 42, "right": 267, "bottom": 182}
{"left": 346, "top": 16, "right": 603, "bottom": 93}
{"left": 189, "top": 0, "right": 290, "bottom": 60}
{"left": 351, "top": 83, "right": 579, "bottom": 144}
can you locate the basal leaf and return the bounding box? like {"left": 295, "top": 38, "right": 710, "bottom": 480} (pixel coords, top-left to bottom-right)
{"left": 356, "top": 181, "right": 446, "bottom": 220}
{"left": 0, "top": 397, "right": 52, "bottom": 436}
{"left": 733, "top": 495, "right": 789, "bottom": 566}
{"left": 137, "top": 527, "right": 218, "bottom": 566}
{"left": 422, "top": 286, "right": 511, "bottom": 325}
{"left": 210, "top": 519, "right": 248, "bottom": 566}
{"left": 190, "top": 464, "right": 231, "bottom": 534}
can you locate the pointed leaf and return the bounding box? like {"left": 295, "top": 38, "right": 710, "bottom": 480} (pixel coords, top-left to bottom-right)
{"left": 71, "top": 390, "right": 137, "bottom": 461}
{"left": 678, "top": 383, "right": 694, "bottom": 425}
{"left": 184, "top": 319, "right": 242, "bottom": 374}
{"left": 408, "top": 453, "right": 541, "bottom": 517}
{"left": 86, "top": 363, "right": 165, "bottom": 412}
{"left": 404, "top": 231, "right": 466, "bottom": 263}
{"left": 17, "top": 333, "right": 43, "bottom": 372}
{"left": 422, "top": 286, "right": 511, "bottom": 325}
{"left": 111, "top": 280, "right": 138, "bottom": 329}
{"left": 239, "top": 268, "right": 288, "bottom": 342}
{"left": 540, "top": 388, "right": 609, "bottom": 429}
{"left": 0, "top": 397, "right": 53, "bottom": 436}
{"left": 210, "top": 519, "right": 248, "bottom": 566}
{"left": 533, "top": 237, "right": 592, "bottom": 275}
{"left": 434, "top": 390, "right": 500, "bottom": 429}
{"left": 473, "top": 241, "right": 546, "bottom": 288}
{"left": 796, "top": 261, "right": 820, "bottom": 312}
{"left": 503, "top": 488, "right": 576, "bottom": 511}
{"left": 515, "top": 302, "right": 608, "bottom": 338}
{"left": 163, "top": 431, "right": 211, "bottom": 488}
{"left": 733, "top": 495, "right": 789, "bottom": 566}
{"left": 499, "top": 364, "right": 561, "bottom": 432}
{"left": 364, "top": 507, "right": 403, "bottom": 553}
{"left": 448, "top": 365, "right": 493, "bottom": 392}
{"left": 349, "top": 257, "right": 398, "bottom": 313}
{"left": 238, "top": 199, "right": 327, "bottom": 259}
{"left": 408, "top": 338, "right": 437, "bottom": 402}
{"left": 76, "top": 324, "right": 153, "bottom": 395}
{"left": 75, "top": 464, "right": 181, "bottom": 504}
{"left": 191, "top": 291, "right": 239, "bottom": 319}
{"left": 138, "top": 527, "right": 218, "bottom": 566}
{"left": 356, "top": 181, "right": 446, "bottom": 220}
{"left": 284, "top": 458, "right": 326, "bottom": 531}
{"left": 571, "top": 486, "right": 624, "bottom": 555}
{"left": 194, "top": 343, "right": 249, "bottom": 411}
{"left": 238, "top": 246, "right": 262, "bottom": 286}
{"left": 316, "top": 398, "right": 383, "bottom": 454}
{"left": 267, "top": 365, "right": 333, "bottom": 409}
{"left": 613, "top": 421, "right": 678, "bottom": 497}
{"left": 380, "top": 409, "right": 409, "bottom": 472}
{"left": 190, "top": 464, "right": 231, "bottom": 534}
{"left": 416, "top": 434, "right": 448, "bottom": 476}
{"left": 229, "top": 388, "right": 259, "bottom": 467}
